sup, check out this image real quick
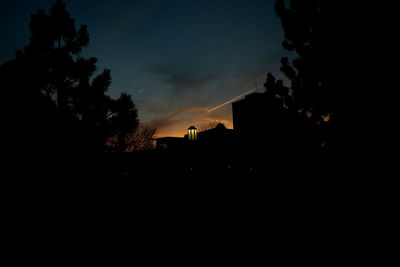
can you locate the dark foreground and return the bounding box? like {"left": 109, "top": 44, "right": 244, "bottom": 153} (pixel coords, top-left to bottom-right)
{"left": 3, "top": 148, "right": 348, "bottom": 247}
{"left": 4, "top": 147, "right": 346, "bottom": 190}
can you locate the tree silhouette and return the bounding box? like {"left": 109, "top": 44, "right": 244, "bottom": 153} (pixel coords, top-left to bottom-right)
{"left": 1, "top": 0, "right": 139, "bottom": 176}
{"left": 109, "top": 93, "right": 139, "bottom": 153}
{"left": 198, "top": 119, "right": 223, "bottom": 132}
{"left": 265, "top": 0, "right": 343, "bottom": 151}
{"left": 126, "top": 125, "right": 157, "bottom": 152}
{"left": 27, "top": 0, "right": 90, "bottom": 117}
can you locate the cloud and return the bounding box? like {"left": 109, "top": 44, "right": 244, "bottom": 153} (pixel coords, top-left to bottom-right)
{"left": 145, "top": 63, "right": 218, "bottom": 95}
{"left": 148, "top": 105, "right": 208, "bottom": 129}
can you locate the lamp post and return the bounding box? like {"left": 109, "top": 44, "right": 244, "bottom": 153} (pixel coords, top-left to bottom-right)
{"left": 187, "top": 126, "right": 197, "bottom": 141}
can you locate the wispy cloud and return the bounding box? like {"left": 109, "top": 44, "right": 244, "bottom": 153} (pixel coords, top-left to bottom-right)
{"left": 145, "top": 64, "right": 218, "bottom": 95}
{"left": 149, "top": 106, "right": 208, "bottom": 129}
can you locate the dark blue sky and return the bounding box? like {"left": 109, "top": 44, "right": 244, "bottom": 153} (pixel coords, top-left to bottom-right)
{"left": 0, "top": 0, "right": 290, "bottom": 137}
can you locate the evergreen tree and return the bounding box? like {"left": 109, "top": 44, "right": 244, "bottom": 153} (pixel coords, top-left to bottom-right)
{"left": 1, "top": 0, "right": 139, "bottom": 161}
{"left": 109, "top": 93, "right": 139, "bottom": 153}
{"left": 265, "top": 0, "right": 343, "bottom": 150}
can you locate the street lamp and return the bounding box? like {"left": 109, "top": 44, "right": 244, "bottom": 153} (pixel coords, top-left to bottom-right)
{"left": 187, "top": 126, "right": 197, "bottom": 141}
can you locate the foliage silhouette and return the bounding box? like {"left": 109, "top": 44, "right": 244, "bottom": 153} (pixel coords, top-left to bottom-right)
{"left": 225, "top": 0, "right": 345, "bottom": 180}
{"left": 198, "top": 119, "right": 224, "bottom": 132}
{"left": 1, "top": 0, "right": 139, "bottom": 178}
{"left": 263, "top": 0, "right": 343, "bottom": 154}
{"left": 109, "top": 93, "right": 139, "bottom": 153}
{"left": 126, "top": 125, "right": 157, "bottom": 152}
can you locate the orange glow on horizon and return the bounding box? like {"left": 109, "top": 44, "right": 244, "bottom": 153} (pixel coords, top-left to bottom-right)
{"left": 156, "top": 119, "right": 233, "bottom": 138}
{"left": 148, "top": 103, "right": 234, "bottom": 139}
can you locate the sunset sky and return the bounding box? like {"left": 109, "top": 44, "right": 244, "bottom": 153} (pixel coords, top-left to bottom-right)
{"left": 0, "top": 0, "right": 290, "bottom": 137}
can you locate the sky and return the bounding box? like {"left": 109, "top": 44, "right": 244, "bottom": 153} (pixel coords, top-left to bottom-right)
{"left": 0, "top": 0, "right": 290, "bottom": 137}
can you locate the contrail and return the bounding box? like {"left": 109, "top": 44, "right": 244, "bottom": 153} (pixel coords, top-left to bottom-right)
{"left": 207, "top": 88, "right": 257, "bottom": 113}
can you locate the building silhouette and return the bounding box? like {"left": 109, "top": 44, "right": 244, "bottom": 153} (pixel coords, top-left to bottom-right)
{"left": 155, "top": 92, "right": 271, "bottom": 152}
{"left": 232, "top": 92, "right": 268, "bottom": 142}
{"left": 130, "top": 91, "right": 327, "bottom": 181}
{"left": 156, "top": 123, "right": 235, "bottom": 152}
{"left": 152, "top": 93, "right": 268, "bottom": 180}
{"left": 150, "top": 91, "right": 322, "bottom": 179}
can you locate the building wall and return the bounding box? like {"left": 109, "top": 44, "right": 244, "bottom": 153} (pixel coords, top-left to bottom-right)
{"left": 232, "top": 93, "right": 267, "bottom": 138}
